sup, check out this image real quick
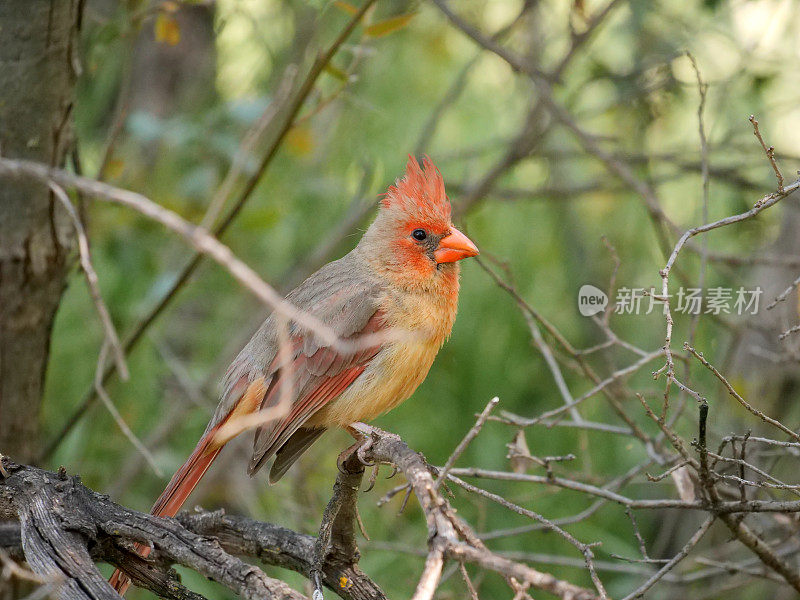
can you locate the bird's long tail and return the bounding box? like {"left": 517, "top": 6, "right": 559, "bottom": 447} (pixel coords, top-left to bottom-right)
{"left": 108, "top": 376, "right": 266, "bottom": 595}
{"left": 108, "top": 430, "right": 225, "bottom": 594}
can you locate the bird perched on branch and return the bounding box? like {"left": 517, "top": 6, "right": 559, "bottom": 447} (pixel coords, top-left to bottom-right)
{"left": 109, "top": 155, "right": 478, "bottom": 593}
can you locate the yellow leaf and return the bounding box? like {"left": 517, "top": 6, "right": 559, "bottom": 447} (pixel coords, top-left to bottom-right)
{"left": 333, "top": 1, "right": 358, "bottom": 15}
{"left": 364, "top": 13, "right": 414, "bottom": 38}
{"left": 105, "top": 159, "right": 125, "bottom": 180}
{"left": 324, "top": 63, "right": 348, "bottom": 82}
{"left": 154, "top": 12, "right": 181, "bottom": 46}
{"left": 286, "top": 126, "right": 314, "bottom": 157}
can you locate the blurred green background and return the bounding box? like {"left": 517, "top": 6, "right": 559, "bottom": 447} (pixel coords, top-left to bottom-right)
{"left": 41, "top": 0, "right": 800, "bottom": 598}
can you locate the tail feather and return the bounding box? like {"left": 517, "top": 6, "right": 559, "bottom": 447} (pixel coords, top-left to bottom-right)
{"left": 109, "top": 377, "right": 266, "bottom": 595}
{"left": 108, "top": 432, "right": 224, "bottom": 595}
{"left": 268, "top": 427, "right": 325, "bottom": 484}
{"left": 150, "top": 444, "right": 223, "bottom": 518}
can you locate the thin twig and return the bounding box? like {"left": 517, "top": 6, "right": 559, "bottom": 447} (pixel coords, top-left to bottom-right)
{"left": 3, "top": 158, "right": 403, "bottom": 355}
{"left": 685, "top": 344, "right": 800, "bottom": 442}
{"left": 749, "top": 115, "right": 784, "bottom": 192}
{"left": 200, "top": 66, "right": 298, "bottom": 229}
{"left": 48, "top": 182, "right": 129, "bottom": 381}
{"left": 619, "top": 516, "right": 714, "bottom": 600}
{"left": 459, "top": 562, "right": 480, "bottom": 600}
{"left": 434, "top": 397, "right": 499, "bottom": 490}
{"left": 93, "top": 342, "right": 162, "bottom": 476}
{"left": 766, "top": 274, "right": 800, "bottom": 310}
{"left": 779, "top": 324, "right": 800, "bottom": 341}
{"left": 685, "top": 52, "right": 709, "bottom": 350}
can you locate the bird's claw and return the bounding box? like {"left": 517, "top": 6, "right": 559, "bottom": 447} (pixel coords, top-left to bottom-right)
{"left": 355, "top": 437, "right": 376, "bottom": 467}
{"left": 336, "top": 434, "right": 375, "bottom": 474}
{"left": 363, "top": 464, "right": 380, "bottom": 492}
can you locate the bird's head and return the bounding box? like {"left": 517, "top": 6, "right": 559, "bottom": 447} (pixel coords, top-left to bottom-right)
{"left": 361, "top": 156, "right": 479, "bottom": 289}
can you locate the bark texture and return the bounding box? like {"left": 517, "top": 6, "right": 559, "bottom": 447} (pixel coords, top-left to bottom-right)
{"left": 0, "top": 0, "right": 81, "bottom": 462}
{"left": 0, "top": 458, "right": 382, "bottom": 600}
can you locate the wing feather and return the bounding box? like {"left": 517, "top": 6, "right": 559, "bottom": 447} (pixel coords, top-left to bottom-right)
{"left": 247, "top": 309, "right": 384, "bottom": 476}
{"left": 269, "top": 427, "right": 327, "bottom": 483}
{"left": 212, "top": 256, "right": 387, "bottom": 478}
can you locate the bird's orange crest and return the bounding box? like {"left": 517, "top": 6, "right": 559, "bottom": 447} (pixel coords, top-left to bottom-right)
{"left": 382, "top": 155, "right": 451, "bottom": 226}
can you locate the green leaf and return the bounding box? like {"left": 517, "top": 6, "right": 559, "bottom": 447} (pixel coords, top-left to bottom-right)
{"left": 324, "top": 63, "right": 349, "bottom": 82}
{"left": 333, "top": 1, "right": 358, "bottom": 15}
{"left": 364, "top": 13, "right": 414, "bottom": 38}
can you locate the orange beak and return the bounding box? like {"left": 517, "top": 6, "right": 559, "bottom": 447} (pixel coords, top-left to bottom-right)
{"left": 434, "top": 227, "right": 479, "bottom": 264}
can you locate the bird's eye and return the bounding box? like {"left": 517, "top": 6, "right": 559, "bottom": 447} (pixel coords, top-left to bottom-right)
{"left": 412, "top": 229, "right": 427, "bottom": 241}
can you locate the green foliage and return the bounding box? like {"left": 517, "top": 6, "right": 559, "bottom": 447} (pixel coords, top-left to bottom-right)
{"left": 45, "top": 0, "right": 800, "bottom": 598}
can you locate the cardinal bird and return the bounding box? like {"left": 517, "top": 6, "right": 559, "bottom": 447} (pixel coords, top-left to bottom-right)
{"left": 109, "top": 155, "right": 478, "bottom": 593}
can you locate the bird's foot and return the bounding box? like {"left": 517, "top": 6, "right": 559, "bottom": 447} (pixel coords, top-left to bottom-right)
{"left": 344, "top": 421, "right": 372, "bottom": 440}
{"left": 336, "top": 438, "right": 371, "bottom": 474}
{"left": 356, "top": 437, "right": 375, "bottom": 467}
{"left": 338, "top": 425, "right": 377, "bottom": 471}
{"left": 363, "top": 461, "right": 383, "bottom": 492}
{"left": 337, "top": 437, "right": 382, "bottom": 490}
{"left": 341, "top": 424, "right": 406, "bottom": 491}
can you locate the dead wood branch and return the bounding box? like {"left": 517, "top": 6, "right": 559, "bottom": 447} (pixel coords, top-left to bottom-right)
{"left": 0, "top": 458, "right": 383, "bottom": 600}
{"left": 1, "top": 424, "right": 603, "bottom": 600}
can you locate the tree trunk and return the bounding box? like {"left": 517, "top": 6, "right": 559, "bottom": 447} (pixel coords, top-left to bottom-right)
{"left": 0, "top": 1, "right": 81, "bottom": 463}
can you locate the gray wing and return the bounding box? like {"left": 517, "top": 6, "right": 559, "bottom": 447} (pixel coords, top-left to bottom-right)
{"left": 206, "top": 251, "right": 385, "bottom": 477}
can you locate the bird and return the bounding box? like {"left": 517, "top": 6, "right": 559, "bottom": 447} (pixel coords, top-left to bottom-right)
{"left": 109, "top": 155, "right": 478, "bottom": 593}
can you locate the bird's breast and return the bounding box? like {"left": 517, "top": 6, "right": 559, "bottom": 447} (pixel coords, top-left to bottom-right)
{"left": 307, "top": 284, "right": 459, "bottom": 427}
{"left": 305, "top": 274, "right": 460, "bottom": 427}
{"left": 307, "top": 337, "right": 442, "bottom": 427}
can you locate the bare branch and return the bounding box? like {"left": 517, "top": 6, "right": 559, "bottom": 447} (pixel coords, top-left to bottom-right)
{"left": 685, "top": 344, "right": 800, "bottom": 442}
{"left": 0, "top": 459, "right": 389, "bottom": 600}
{"left": 766, "top": 273, "right": 800, "bottom": 310}
{"left": 434, "top": 397, "right": 499, "bottom": 490}
{"left": 47, "top": 182, "right": 128, "bottom": 381}
{"left": 749, "top": 115, "right": 784, "bottom": 192}
{"left": 94, "top": 342, "right": 163, "bottom": 477}
{"left": 351, "top": 425, "right": 604, "bottom": 600}
{"left": 619, "top": 516, "right": 714, "bottom": 600}
{"left": 0, "top": 158, "right": 406, "bottom": 357}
